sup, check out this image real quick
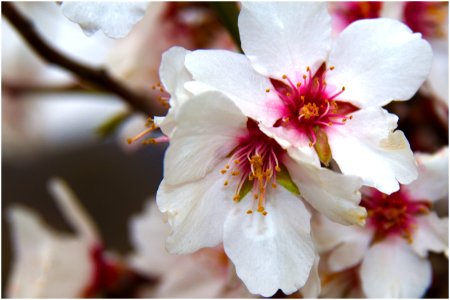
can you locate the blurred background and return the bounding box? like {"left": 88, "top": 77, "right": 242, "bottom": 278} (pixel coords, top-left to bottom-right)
{"left": 2, "top": 1, "right": 448, "bottom": 298}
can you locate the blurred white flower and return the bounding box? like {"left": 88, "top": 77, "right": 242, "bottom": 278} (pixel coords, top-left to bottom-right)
{"left": 129, "top": 200, "right": 253, "bottom": 298}
{"left": 7, "top": 178, "right": 99, "bottom": 297}
{"left": 185, "top": 2, "right": 433, "bottom": 194}
{"left": 313, "top": 147, "right": 449, "bottom": 298}
{"left": 61, "top": 2, "right": 148, "bottom": 39}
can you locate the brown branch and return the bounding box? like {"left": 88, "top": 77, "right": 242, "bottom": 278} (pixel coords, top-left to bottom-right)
{"left": 2, "top": 2, "right": 154, "bottom": 114}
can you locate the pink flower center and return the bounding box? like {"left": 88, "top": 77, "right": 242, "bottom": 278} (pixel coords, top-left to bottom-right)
{"left": 362, "top": 188, "right": 431, "bottom": 242}
{"left": 220, "top": 120, "right": 285, "bottom": 215}
{"left": 270, "top": 65, "right": 357, "bottom": 146}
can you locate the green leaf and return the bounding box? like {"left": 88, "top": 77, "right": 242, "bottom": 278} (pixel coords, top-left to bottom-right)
{"left": 95, "top": 110, "right": 132, "bottom": 138}
{"left": 209, "top": 2, "right": 243, "bottom": 53}
{"left": 276, "top": 164, "right": 301, "bottom": 195}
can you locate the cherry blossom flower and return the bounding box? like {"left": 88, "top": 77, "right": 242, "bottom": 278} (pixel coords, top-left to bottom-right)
{"left": 184, "top": 2, "right": 433, "bottom": 194}
{"left": 313, "top": 147, "right": 449, "bottom": 298}
{"left": 156, "top": 88, "right": 364, "bottom": 296}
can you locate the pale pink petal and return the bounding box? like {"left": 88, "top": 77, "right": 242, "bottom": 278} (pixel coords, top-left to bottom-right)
{"left": 360, "top": 237, "right": 432, "bottom": 298}
{"left": 61, "top": 2, "right": 147, "bottom": 38}
{"left": 404, "top": 147, "right": 449, "bottom": 202}
{"left": 328, "top": 107, "right": 417, "bottom": 194}
{"left": 185, "top": 50, "right": 282, "bottom": 126}
{"left": 299, "top": 254, "right": 321, "bottom": 298}
{"left": 239, "top": 2, "right": 331, "bottom": 80}
{"left": 327, "top": 18, "right": 432, "bottom": 108}
{"left": 411, "top": 213, "right": 448, "bottom": 257}
{"left": 156, "top": 163, "right": 233, "bottom": 254}
{"left": 164, "top": 91, "right": 246, "bottom": 186}
{"left": 223, "top": 187, "right": 314, "bottom": 297}
{"left": 285, "top": 152, "right": 366, "bottom": 226}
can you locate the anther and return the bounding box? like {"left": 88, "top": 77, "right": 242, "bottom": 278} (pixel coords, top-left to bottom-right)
{"left": 275, "top": 166, "right": 281, "bottom": 172}
{"left": 234, "top": 159, "right": 240, "bottom": 164}
{"left": 262, "top": 211, "right": 268, "bottom": 216}
{"left": 303, "top": 74, "right": 307, "bottom": 80}
{"left": 265, "top": 88, "right": 270, "bottom": 93}
{"left": 220, "top": 169, "right": 227, "bottom": 174}
{"left": 272, "top": 183, "right": 277, "bottom": 188}
{"left": 286, "top": 92, "right": 291, "bottom": 97}
{"left": 224, "top": 181, "right": 229, "bottom": 186}
{"left": 306, "top": 66, "right": 310, "bottom": 72}
{"left": 296, "top": 82, "right": 301, "bottom": 88}
{"left": 282, "top": 74, "right": 287, "bottom": 79}
{"left": 330, "top": 66, "right": 335, "bottom": 70}
{"left": 246, "top": 210, "right": 253, "bottom": 214}
{"left": 342, "top": 86, "right": 346, "bottom": 91}
{"left": 225, "top": 165, "right": 230, "bottom": 169}
{"left": 232, "top": 171, "right": 240, "bottom": 176}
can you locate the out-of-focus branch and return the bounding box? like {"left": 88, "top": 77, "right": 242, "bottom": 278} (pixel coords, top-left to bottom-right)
{"left": 2, "top": 2, "right": 154, "bottom": 114}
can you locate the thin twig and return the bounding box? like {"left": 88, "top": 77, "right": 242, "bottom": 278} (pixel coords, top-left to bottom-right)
{"left": 2, "top": 2, "right": 154, "bottom": 114}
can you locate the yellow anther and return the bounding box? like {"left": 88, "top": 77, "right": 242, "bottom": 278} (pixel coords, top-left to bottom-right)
{"left": 272, "top": 183, "right": 277, "bottom": 188}
{"left": 224, "top": 181, "right": 229, "bottom": 186}
{"left": 246, "top": 210, "right": 253, "bottom": 214}
{"left": 286, "top": 92, "right": 291, "bottom": 97}
{"left": 303, "top": 74, "right": 307, "bottom": 80}
{"left": 306, "top": 66, "right": 310, "bottom": 72}
{"left": 296, "top": 82, "right": 302, "bottom": 88}
{"left": 349, "top": 115, "right": 353, "bottom": 120}
{"left": 330, "top": 66, "right": 335, "bottom": 70}
{"left": 275, "top": 165, "right": 281, "bottom": 172}
{"left": 232, "top": 171, "right": 240, "bottom": 176}
{"left": 309, "top": 142, "right": 313, "bottom": 147}
{"left": 159, "top": 87, "right": 164, "bottom": 93}
{"left": 282, "top": 74, "right": 287, "bottom": 79}
{"left": 220, "top": 169, "right": 227, "bottom": 174}
{"left": 254, "top": 194, "right": 258, "bottom": 200}
{"left": 342, "top": 86, "right": 346, "bottom": 91}
{"left": 262, "top": 211, "right": 268, "bottom": 216}
{"left": 225, "top": 165, "right": 230, "bottom": 169}
{"left": 151, "top": 85, "right": 156, "bottom": 90}
{"left": 257, "top": 206, "right": 265, "bottom": 213}
{"left": 299, "top": 103, "right": 320, "bottom": 120}
{"left": 233, "top": 195, "right": 240, "bottom": 202}
{"left": 265, "top": 88, "right": 270, "bottom": 93}
{"left": 156, "top": 83, "right": 161, "bottom": 87}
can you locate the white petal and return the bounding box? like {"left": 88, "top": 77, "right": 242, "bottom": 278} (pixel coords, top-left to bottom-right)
{"left": 360, "top": 237, "right": 432, "bottom": 298}
{"left": 185, "top": 50, "right": 282, "bottom": 125}
{"left": 223, "top": 187, "right": 314, "bottom": 297}
{"left": 239, "top": 2, "right": 331, "bottom": 80}
{"left": 164, "top": 91, "right": 246, "bottom": 186}
{"left": 312, "top": 215, "right": 373, "bottom": 271}
{"left": 404, "top": 147, "right": 449, "bottom": 202}
{"left": 61, "top": 2, "right": 147, "bottom": 38}
{"left": 327, "top": 18, "right": 432, "bottom": 108}
{"left": 328, "top": 107, "right": 418, "bottom": 194}
{"left": 285, "top": 152, "right": 366, "bottom": 226}
{"left": 128, "top": 200, "right": 177, "bottom": 277}
{"left": 7, "top": 207, "right": 92, "bottom": 298}
{"left": 428, "top": 39, "right": 449, "bottom": 104}
{"left": 411, "top": 213, "right": 448, "bottom": 257}
{"left": 156, "top": 163, "right": 233, "bottom": 254}
{"left": 159, "top": 46, "right": 193, "bottom": 108}
{"left": 299, "top": 254, "right": 321, "bottom": 298}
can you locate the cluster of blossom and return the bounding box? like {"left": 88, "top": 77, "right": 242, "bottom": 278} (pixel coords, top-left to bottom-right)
{"left": 4, "top": 1, "right": 448, "bottom": 298}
